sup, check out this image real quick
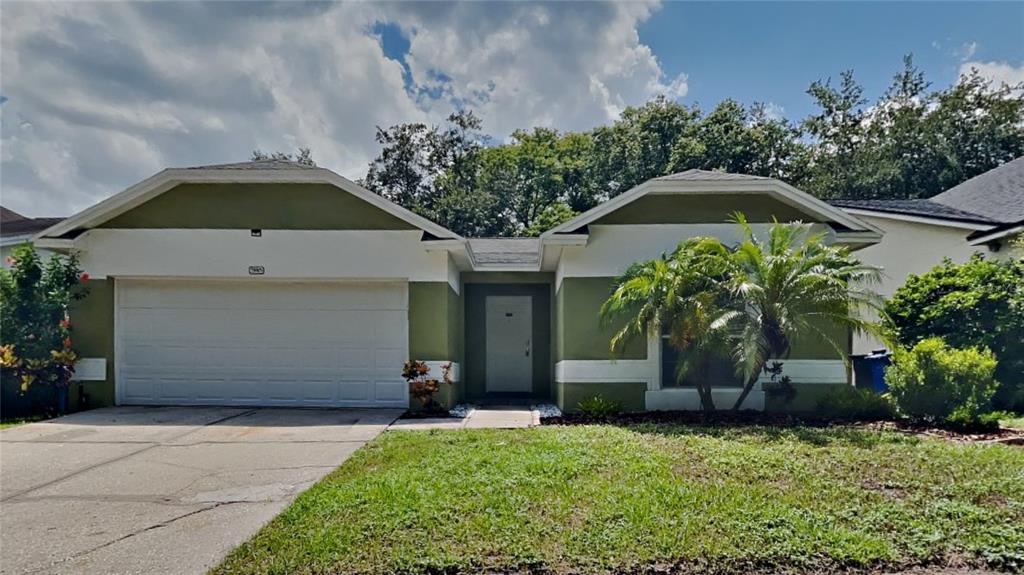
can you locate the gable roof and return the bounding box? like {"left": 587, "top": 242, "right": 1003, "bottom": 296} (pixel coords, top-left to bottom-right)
{"left": 829, "top": 199, "right": 998, "bottom": 225}
{"left": 35, "top": 161, "right": 461, "bottom": 241}
{"left": 542, "top": 169, "right": 882, "bottom": 240}
{"left": 931, "top": 156, "right": 1024, "bottom": 224}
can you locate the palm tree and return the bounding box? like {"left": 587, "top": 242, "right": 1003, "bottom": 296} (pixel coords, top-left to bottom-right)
{"left": 601, "top": 213, "right": 882, "bottom": 411}
{"left": 600, "top": 237, "right": 734, "bottom": 411}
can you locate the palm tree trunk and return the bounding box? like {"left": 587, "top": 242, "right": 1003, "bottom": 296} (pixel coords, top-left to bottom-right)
{"left": 731, "top": 363, "right": 764, "bottom": 411}
{"left": 697, "top": 383, "right": 716, "bottom": 412}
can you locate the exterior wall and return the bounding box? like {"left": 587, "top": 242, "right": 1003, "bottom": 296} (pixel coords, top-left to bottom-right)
{"left": 553, "top": 223, "right": 848, "bottom": 413}
{"left": 593, "top": 194, "right": 825, "bottom": 225}
{"left": 555, "top": 277, "right": 646, "bottom": 361}
{"left": 68, "top": 279, "right": 116, "bottom": 410}
{"left": 849, "top": 215, "right": 988, "bottom": 355}
{"left": 463, "top": 281, "right": 553, "bottom": 401}
{"left": 555, "top": 223, "right": 832, "bottom": 287}
{"left": 408, "top": 282, "right": 463, "bottom": 409}
{"left": 557, "top": 381, "right": 647, "bottom": 412}
{"left": 71, "top": 229, "right": 457, "bottom": 291}
{"left": 101, "top": 183, "right": 417, "bottom": 230}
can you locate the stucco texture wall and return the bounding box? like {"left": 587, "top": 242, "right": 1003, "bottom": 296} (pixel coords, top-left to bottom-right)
{"left": 408, "top": 282, "right": 463, "bottom": 408}
{"left": 849, "top": 215, "right": 989, "bottom": 355}
{"left": 102, "top": 183, "right": 417, "bottom": 230}
{"left": 555, "top": 277, "right": 645, "bottom": 361}
{"left": 68, "top": 278, "right": 116, "bottom": 410}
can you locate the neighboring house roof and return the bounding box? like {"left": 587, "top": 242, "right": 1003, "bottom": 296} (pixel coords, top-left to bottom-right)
{"left": 829, "top": 199, "right": 998, "bottom": 225}
{"left": 1, "top": 206, "right": 28, "bottom": 223}
{"left": 931, "top": 156, "right": 1024, "bottom": 224}
{"left": 968, "top": 218, "right": 1024, "bottom": 246}
{"left": 1, "top": 206, "right": 64, "bottom": 245}
{"left": 467, "top": 238, "right": 541, "bottom": 268}
{"left": 831, "top": 157, "right": 1024, "bottom": 230}
{"left": 543, "top": 169, "right": 882, "bottom": 241}
{"left": 35, "top": 161, "right": 461, "bottom": 242}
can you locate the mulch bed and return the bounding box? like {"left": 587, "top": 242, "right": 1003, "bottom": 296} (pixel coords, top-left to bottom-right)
{"left": 542, "top": 411, "right": 1024, "bottom": 445}
{"left": 398, "top": 409, "right": 457, "bottom": 420}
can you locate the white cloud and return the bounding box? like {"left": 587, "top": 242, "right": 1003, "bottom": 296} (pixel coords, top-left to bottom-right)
{"left": 0, "top": 1, "right": 686, "bottom": 217}
{"left": 957, "top": 41, "right": 978, "bottom": 62}
{"left": 959, "top": 60, "right": 1024, "bottom": 91}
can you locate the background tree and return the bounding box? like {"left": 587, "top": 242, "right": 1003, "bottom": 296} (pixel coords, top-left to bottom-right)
{"left": 251, "top": 147, "right": 315, "bottom": 166}
{"left": 358, "top": 55, "right": 1024, "bottom": 236}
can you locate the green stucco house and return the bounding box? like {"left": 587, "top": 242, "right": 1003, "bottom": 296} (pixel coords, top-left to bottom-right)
{"left": 33, "top": 160, "right": 883, "bottom": 413}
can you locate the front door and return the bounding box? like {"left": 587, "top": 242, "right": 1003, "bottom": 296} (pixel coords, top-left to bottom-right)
{"left": 485, "top": 295, "right": 533, "bottom": 393}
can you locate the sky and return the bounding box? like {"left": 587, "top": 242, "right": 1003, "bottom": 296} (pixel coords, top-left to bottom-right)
{"left": 1, "top": 1, "right": 1022, "bottom": 218}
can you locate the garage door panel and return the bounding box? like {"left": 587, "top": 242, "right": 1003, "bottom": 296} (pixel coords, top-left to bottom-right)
{"left": 118, "top": 280, "right": 409, "bottom": 407}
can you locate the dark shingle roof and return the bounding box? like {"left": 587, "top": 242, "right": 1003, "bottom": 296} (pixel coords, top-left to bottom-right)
{"left": 931, "top": 157, "right": 1024, "bottom": 224}
{"left": 1, "top": 206, "right": 28, "bottom": 223}
{"left": 655, "top": 169, "right": 770, "bottom": 182}
{"left": 185, "top": 159, "right": 319, "bottom": 171}
{"left": 1, "top": 217, "right": 65, "bottom": 238}
{"left": 468, "top": 238, "right": 541, "bottom": 266}
{"left": 829, "top": 199, "right": 998, "bottom": 224}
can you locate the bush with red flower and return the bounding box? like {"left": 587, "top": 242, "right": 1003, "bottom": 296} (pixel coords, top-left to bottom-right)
{"left": 1, "top": 244, "right": 89, "bottom": 407}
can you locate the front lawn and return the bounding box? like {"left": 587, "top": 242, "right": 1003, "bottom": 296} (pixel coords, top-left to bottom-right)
{"left": 215, "top": 425, "right": 1024, "bottom": 575}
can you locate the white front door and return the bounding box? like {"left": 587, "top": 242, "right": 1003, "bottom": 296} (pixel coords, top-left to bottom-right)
{"left": 485, "top": 295, "right": 533, "bottom": 393}
{"left": 116, "top": 279, "right": 409, "bottom": 407}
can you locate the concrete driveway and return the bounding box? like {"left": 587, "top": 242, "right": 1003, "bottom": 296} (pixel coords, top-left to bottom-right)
{"left": 0, "top": 406, "right": 401, "bottom": 575}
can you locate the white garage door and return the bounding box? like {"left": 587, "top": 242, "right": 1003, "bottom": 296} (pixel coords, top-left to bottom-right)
{"left": 117, "top": 280, "right": 409, "bottom": 407}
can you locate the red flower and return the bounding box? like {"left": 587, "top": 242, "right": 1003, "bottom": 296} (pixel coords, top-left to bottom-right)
{"left": 63, "top": 338, "right": 72, "bottom": 349}
{"left": 79, "top": 273, "right": 90, "bottom": 281}
{"left": 60, "top": 318, "right": 71, "bottom": 329}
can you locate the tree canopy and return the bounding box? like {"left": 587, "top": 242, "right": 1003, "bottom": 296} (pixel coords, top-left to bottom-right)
{"left": 359, "top": 56, "right": 1023, "bottom": 237}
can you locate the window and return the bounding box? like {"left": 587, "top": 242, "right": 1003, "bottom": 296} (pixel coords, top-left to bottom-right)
{"left": 660, "top": 331, "right": 743, "bottom": 388}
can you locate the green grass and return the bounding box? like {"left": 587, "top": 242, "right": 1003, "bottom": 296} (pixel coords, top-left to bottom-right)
{"left": 1001, "top": 415, "right": 1024, "bottom": 430}
{"left": 214, "top": 425, "right": 1024, "bottom": 575}
{"left": 0, "top": 415, "right": 48, "bottom": 429}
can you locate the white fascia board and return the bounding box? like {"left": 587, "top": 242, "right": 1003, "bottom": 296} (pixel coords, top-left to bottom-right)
{"left": 969, "top": 224, "right": 1024, "bottom": 245}
{"left": 538, "top": 233, "right": 588, "bottom": 272}
{"left": 841, "top": 208, "right": 993, "bottom": 231}
{"left": 34, "top": 167, "right": 462, "bottom": 242}
{"left": 542, "top": 180, "right": 655, "bottom": 236}
{"left": 32, "top": 238, "right": 77, "bottom": 250}
{"left": 1, "top": 234, "right": 34, "bottom": 247}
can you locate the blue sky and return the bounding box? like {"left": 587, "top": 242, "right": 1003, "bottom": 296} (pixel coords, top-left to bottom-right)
{"left": 2, "top": 1, "right": 1022, "bottom": 216}
{"left": 639, "top": 1, "right": 1024, "bottom": 121}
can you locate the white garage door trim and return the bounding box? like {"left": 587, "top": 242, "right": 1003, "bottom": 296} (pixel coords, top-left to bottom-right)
{"left": 114, "top": 278, "right": 409, "bottom": 408}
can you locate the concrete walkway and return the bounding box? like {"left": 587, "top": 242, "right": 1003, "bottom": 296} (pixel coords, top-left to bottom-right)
{"left": 0, "top": 406, "right": 401, "bottom": 575}
{"left": 388, "top": 406, "right": 539, "bottom": 431}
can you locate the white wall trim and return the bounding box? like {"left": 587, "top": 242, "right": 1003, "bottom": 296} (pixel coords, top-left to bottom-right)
{"left": 646, "top": 388, "right": 766, "bottom": 411}
{"left": 421, "top": 361, "right": 460, "bottom": 382}
{"left": 68, "top": 229, "right": 452, "bottom": 284}
{"left": 554, "top": 327, "right": 662, "bottom": 390}
{"left": 765, "top": 359, "right": 847, "bottom": 384}
{"left": 71, "top": 358, "right": 107, "bottom": 381}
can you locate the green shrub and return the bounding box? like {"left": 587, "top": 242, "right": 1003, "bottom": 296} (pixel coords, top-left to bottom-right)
{"left": 885, "top": 338, "right": 999, "bottom": 428}
{"left": 816, "top": 386, "right": 895, "bottom": 420}
{"left": 885, "top": 256, "right": 1024, "bottom": 411}
{"left": 576, "top": 395, "right": 622, "bottom": 417}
